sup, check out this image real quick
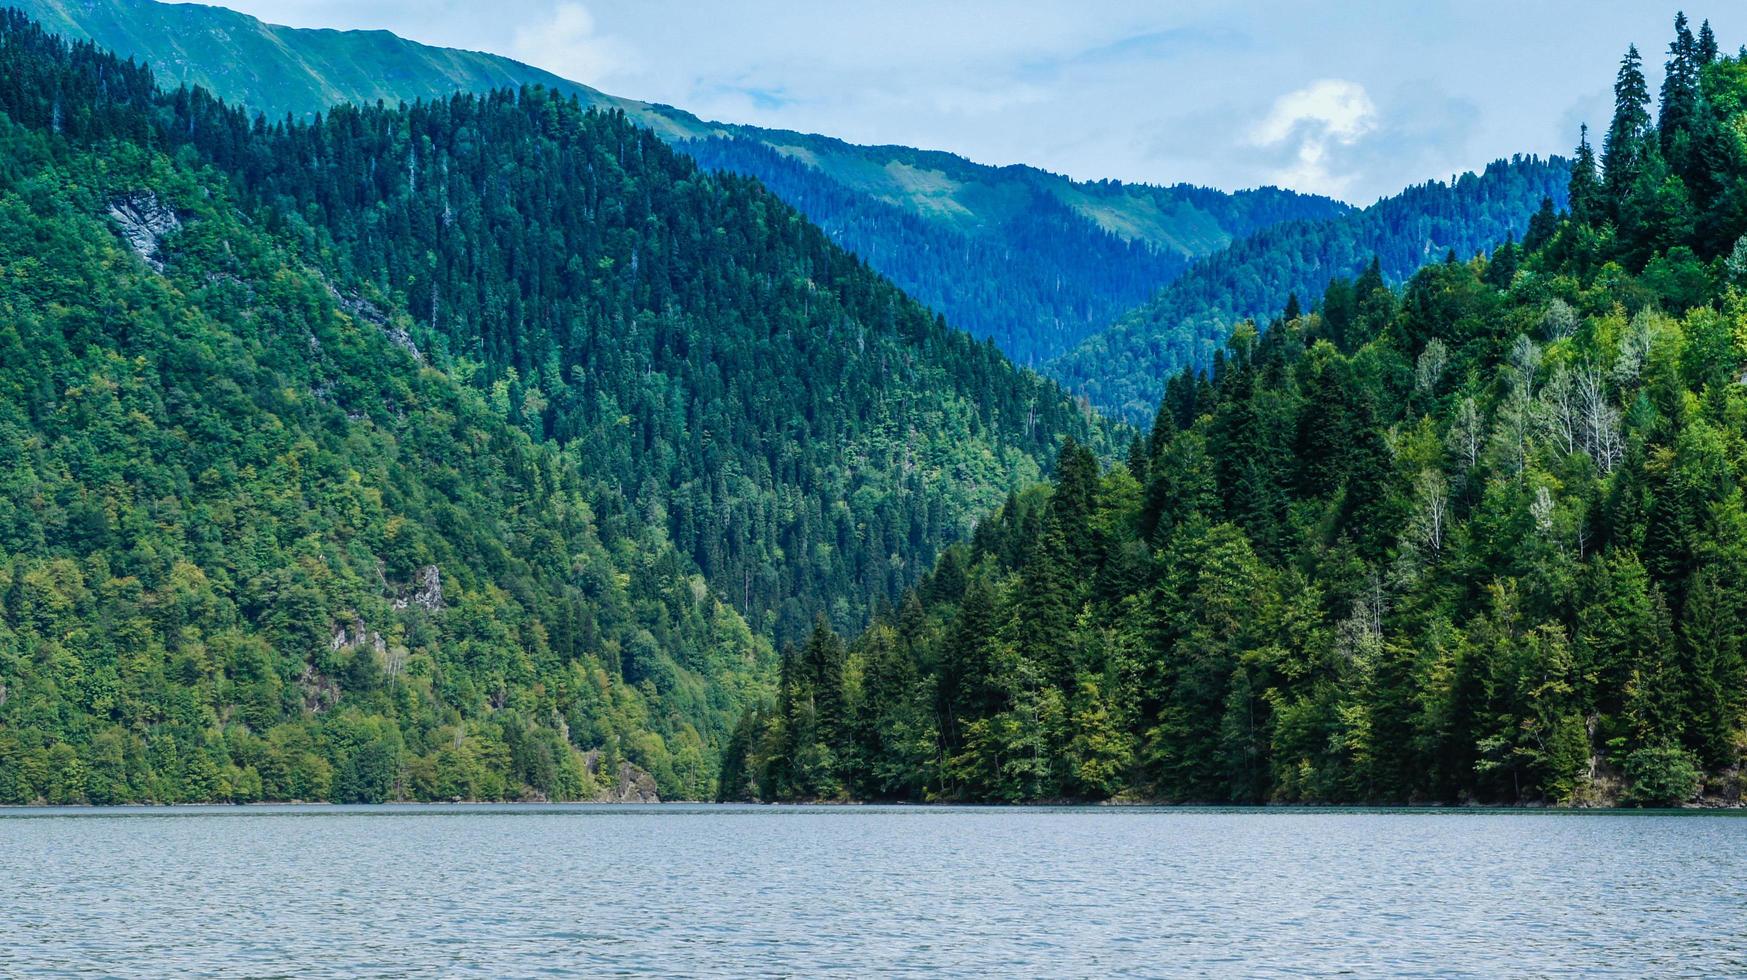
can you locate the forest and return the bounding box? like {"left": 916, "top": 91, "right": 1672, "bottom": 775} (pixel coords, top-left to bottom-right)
{"left": 686, "top": 134, "right": 1348, "bottom": 367}
{"left": 683, "top": 135, "right": 1191, "bottom": 367}
{"left": 1053, "top": 157, "right": 1574, "bottom": 420}
{"left": 11, "top": 0, "right": 1356, "bottom": 375}
{"left": 0, "top": 9, "right": 1097, "bottom": 803}
{"left": 726, "top": 15, "right": 1747, "bottom": 807}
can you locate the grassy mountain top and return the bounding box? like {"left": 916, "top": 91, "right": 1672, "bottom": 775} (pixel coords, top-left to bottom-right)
{"left": 14, "top": 0, "right": 1344, "bottom": 252}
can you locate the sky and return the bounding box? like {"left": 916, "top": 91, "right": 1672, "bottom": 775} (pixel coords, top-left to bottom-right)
{"left": 178, "top": 1, "right": 1736, "bottom": 204}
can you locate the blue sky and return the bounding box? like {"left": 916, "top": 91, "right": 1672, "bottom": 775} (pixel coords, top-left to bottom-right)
{"left": 182, "top": 1, "right": 1735, "bottom": 203}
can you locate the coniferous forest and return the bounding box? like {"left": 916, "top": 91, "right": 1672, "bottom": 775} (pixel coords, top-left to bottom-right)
{"left": 1051, "top": 157, "right": 1575, "bottom": 420}
{"left": 0, "top": 8, "right": 1097, "bottom": 803}
{"left": 684, "top": 135, "right": 1349, "bottom": 367}
{"left": 725, "top": 16, "right": 1747, "bottom": 806}
{"left": 2, "top": 6, "right": 1745, "bottom": 810}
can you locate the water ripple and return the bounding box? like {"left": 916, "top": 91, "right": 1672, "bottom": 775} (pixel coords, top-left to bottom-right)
{"left": 0, "top": 805, "right": 1743, "bottom": 977}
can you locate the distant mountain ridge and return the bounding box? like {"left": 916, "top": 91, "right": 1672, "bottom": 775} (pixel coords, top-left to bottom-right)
{"left": 9, "top": 0, "right": 1350, "bottom": 364}
{"left": 1051, "top": 155, "right": 1573, "bottom": 419}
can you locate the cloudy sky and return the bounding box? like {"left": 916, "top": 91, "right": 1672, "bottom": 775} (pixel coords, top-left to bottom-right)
{"left": 185, "top": 1, "right": 1733, "bottom": 203}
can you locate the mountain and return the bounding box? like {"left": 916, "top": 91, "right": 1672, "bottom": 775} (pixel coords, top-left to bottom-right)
{"left": 8, "top": 0, "right": 1350, "bottom": 365}
{"left": 1051, "top": 157, "right": 1574, "bottom": 420}
{"left": 725, "top": 19, "right": 1747, "bottom": 807}
{"left": 0, "top": 40, "right": 771, "bottom": 804}
{"left": 0, "top": 9, "right": 1101, "bottom": 803}
{"left": 682, "top": 136, "right": 1343, "bottom": 364}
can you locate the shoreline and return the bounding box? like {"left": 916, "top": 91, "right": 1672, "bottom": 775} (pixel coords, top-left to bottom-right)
{"left": 2, "top": 799, "right": 1742, "bottom": 812}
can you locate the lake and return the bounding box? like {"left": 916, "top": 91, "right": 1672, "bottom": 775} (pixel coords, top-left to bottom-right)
{"left": 2, "top": 804, "right": 1744, "bottom": 977}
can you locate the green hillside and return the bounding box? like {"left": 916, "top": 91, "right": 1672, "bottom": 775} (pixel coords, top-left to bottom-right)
{"left": 728, "top": 17, "right": 1747, "bottom": 808}
{"left": 0, "top": 8, "right": 1100, "bottom": 803}
{"left": 0, "top": 94, "right": 770, "bottom": 805}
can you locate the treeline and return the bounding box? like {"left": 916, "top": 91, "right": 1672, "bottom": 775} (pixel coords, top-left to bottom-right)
{"left": 725, "top": 15, "right": 1747, "bottom": 807}
{"left": 1053, "top": 158, "right": 1573, "bottom": 420}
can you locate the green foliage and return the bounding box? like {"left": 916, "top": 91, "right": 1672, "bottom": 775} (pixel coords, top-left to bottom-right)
{"left": 0, "top": 3, "right": 1117, "bottom": 803}
{"left": 734, "top": 18, "right": 1747, "bottom": 804}
{"left": 1051, "top": 158, "right": 1573, "bottom": 420}
{"left": 0, "top": 6, "right": 1110, "bottom": 648}
{"left": 684, "top": 137, "right": 1346, "bottom": 366}
{"left": 0, "top": 125, "right": 772, "bottom": 802}
{"left": 1620, "top": 745, "right": 1703, "bottom": 806}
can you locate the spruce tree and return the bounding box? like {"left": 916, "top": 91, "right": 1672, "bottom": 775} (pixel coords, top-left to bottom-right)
{"left": 1015, "top": 514, "right": 1079, "bottom": 691}
{"left": 1697, "top": 19, "right": 1719, "bottom": 64}
{"left": 1523, "top": 197, "right": 1559, "bottom": 252}
{"left": 1567, "top": 126, "right": 1604, "bottom": 227}
{"left": 1659, "top": 13, "right": 1700, "bottom": 154}
{"left": 1681, "top": 566, "right": 1745, "bottom": 767}
{"left": 1603, "top": 45, "right": 1653, "bottom": 205}
{"left": 1051, "top": 437, "right": 1101, "bottom": 574}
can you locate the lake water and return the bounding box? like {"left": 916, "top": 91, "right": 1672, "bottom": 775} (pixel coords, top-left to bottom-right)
{"left": 2, "top": 804, "right": 1744, "bottom": 977}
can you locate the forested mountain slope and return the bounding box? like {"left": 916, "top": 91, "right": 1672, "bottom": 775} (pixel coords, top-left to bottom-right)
{"left": 8, "top": 0, "right": 1350, "bottom": 364}
{"left": 682, "top": 136, "right": 1345, "bottom": 364}
{"left": 727, "top": 17, "right": 1747, "bottom": 808}
{"left": 0, "top": 10, "right": 1102, "bottom": 803}
{"left": 1052, "top": 157, "right": 1573, "bottom": 419}
{"left": 17, "top": 9, "right": 1113, "bottom": 642}
{"left": 0, "top": 102, "right": 771, "bottom": 805}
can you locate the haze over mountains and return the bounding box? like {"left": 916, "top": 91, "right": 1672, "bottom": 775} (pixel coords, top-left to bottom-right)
{"left": 1054, "top": 157, "right": 1572, "bottom": 419}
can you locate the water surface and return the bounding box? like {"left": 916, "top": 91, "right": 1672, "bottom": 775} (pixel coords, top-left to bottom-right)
{"left": 3, "top": 804, "right": 1743, "bottom": 977}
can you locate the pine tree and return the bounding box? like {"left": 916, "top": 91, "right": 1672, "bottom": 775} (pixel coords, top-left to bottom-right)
{"left": 1697, "top": 20, "right": 1719, "bottom": 64}
{"left": 1603, "top": 45, "right": 1653, "bottom": 206}
{"left": 1015, "top": 514, "right": 1079, "bottom": 690}
{"left": 1659, "top": 13, "right": 1700, "bottom": 156}
{"left": 1625, "top": 590, "right": 1688, "bottom": 750}
{"left": 1576, "top": 551, "right": 1658, "bottom": 719}
{"left": 1567, "top": 126, "right": 1604, "bottom": 227}
{"left": 804, "top": 616, "right": 849, "bottom": 783}
{"left": 936, "top": 574, "right": 1000, "bottom": 759}
{"left": 1681, "top": 566, "right": 1745, "bottom": 768}
{"left": 1050, "top": 437, "right": 1101, "bottom": 574}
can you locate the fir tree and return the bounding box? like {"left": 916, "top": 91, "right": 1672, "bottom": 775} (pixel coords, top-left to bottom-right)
{"left": 1567, "top": 126, "right": 1604, "bottom": 227}
{"left": 1659, "top": 13, "right": 1700, "bottom": 155}
{"left": 1697, "top": 19, "right": 1720, "bottom": 64}
{"left": 1604, "top": 45, "right": 1653, "bottom": 205}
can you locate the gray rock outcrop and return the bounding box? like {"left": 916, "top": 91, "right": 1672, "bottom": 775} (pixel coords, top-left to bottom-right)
{"left": 107, "top": 192, "right": 181, "bottom": 270}
{"left": 583, "top": 751, "right": 661, "bottom": 803}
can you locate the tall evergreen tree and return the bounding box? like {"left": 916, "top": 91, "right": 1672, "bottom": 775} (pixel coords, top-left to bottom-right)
{"left": 1567, "top": 125, "right": 1604, "bottom": 226}
{"left": 1659, "top": 13, "right": 1701, "bottom": 154}
{"left": 1698, "top": 19, "right": 1720, "bottom": 64}
{"left": 1604, "top": 45, "right": 1654, "bottom": 205}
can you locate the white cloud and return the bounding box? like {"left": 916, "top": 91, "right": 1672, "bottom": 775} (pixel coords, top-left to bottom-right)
{"left": 1249, "top": 79, "right": 1377, "bottom": 197}
{"left": 511, "top": 3, "right": 638, "bottom": 87}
